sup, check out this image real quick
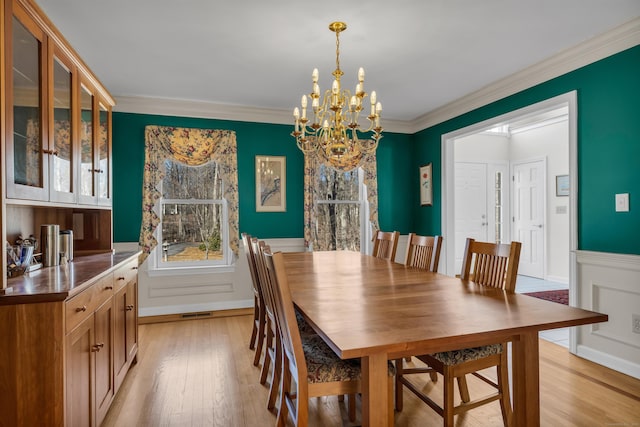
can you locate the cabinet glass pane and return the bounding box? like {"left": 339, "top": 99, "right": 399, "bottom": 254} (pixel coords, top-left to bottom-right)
{"left": 12, "top": 17, "right": 42, "bottom": 187}
{"left": 80, "top": 86, "right": 94, "bottom": 197}
{"left": 53, "top": 57, "right": 72, "bottom": 193}
{"left": 98, "top": 105, "right": 109, "bottom": 199}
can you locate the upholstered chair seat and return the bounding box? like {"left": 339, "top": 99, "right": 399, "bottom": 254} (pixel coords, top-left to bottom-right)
{"left": 427, "top": 343, "right": 503, "bottom": 365}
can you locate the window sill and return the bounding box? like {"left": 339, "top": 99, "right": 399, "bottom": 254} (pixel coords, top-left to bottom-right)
{"left": 147, "top": 264, "right": 235, "bottom": 277}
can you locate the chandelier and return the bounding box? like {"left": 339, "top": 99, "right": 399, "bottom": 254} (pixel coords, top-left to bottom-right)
{"left": 292, "top": 21, "right": 382, "bottom": 169}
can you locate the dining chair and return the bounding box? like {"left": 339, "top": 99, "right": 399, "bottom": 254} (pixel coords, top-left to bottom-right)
{"left": 250, "top": 239, "right": 283, "bottom": 411}
{"left": 372, "top": 230, "right": 400, "bottom": 261}
{"left": 242, "top": 233, "right": 266, "bottom": 367}
{"left": 398, "top": 234, "right": 443, "bottom": 364}
{"left": 395, "top": 237, "right": 522, "bottom": 427}
{"left": 403, "top": 233, "right": 443, "bottom": 272}
{"left": 262, "top": 248, "right": 395, "bottom": 426}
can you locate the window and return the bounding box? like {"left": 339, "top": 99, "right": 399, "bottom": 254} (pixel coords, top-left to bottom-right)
{"left": 155, "top": 159, "right": 230, "bottom": 269}
{"left": 313, "top": 165, "right": 369, "bottom": 252}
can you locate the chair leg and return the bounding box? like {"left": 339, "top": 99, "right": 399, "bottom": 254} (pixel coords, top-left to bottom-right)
{"left": 347, "top": 393, "right": 357, "bottom": 422}
{"left": 249, "top": 297, "right": 258, "bottom": 350}
{"left": 253, "top": 306, "right": 266, "bottom": 366}
{"left": 267, "top": 334, "right": 282, "bottom": 410}
{"left": 498, "top": 353, "right": 513, "bottom": 427}
{"left": 260, "top": 324, "right": 273, "bottom": 384}
{"left": 429, "top": 371, "right": 438, "bottom": 383}
{"left": 277, "top": 358, "right": 290, "bottom": 427}
{"left": 394, "top": 358, "right": 404, "bottom": 412}
{"left": 456, "top": 374, "right": 471, "bottom": 403}
{"left": 388, "top": 375, "right": 395, "bottom": 426}
{"left": 443, "top": 366, "right": 455, "bottom": 427}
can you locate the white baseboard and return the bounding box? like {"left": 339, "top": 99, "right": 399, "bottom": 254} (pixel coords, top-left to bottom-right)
{"left": 576, "top": 344, "right": 640, "bottom": 380}
{"left": 139, "top": 299, "right": 253, "bottom": 317}
{"left": 545, "top": 275, "right": 569, "bottom": 285}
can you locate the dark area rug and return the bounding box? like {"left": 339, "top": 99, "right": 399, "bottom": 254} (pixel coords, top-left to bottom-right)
{"left": 522, "top": 289, "right": 569, "bottom": 305}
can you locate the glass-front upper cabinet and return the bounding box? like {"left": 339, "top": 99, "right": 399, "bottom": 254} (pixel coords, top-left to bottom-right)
{"left": 6, "top": 9, "right": 48, "bottom": 200}
{"left": 97, "top": 101, "right": 111, "bottom": 205}
{"left": 50, "top": 50, "right": 76, "bottom": 203}
{"left": 78, "top": 82, "right": 96, "bottom": 204}
{"left": 4, "top": 1, "right": 114, "bottom": 207}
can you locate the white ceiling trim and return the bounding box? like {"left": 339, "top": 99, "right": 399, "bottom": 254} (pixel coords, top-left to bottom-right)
{"left": 113, "top": 96, "right": 414, "bottom": 134}
{"left": 410, "top": 17, "right": 640, "bottom": 133}
{"left": 113, "top": 17, "right": 639, "bottom": 136}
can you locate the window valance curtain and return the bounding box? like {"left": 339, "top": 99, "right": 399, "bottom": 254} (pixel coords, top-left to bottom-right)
{"left": 303, "top": 152, "right": 379, "bottom": 250}
{"left": 139, "top": 125, "right": 239, "bottom": 263}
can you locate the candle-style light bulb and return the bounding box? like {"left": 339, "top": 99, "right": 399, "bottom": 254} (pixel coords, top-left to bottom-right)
{"left": 356, "top": 83, "right": 362, "bottom": 95}
{"left": 370, "top": 91, "right": 377, "bottom": 105}
{"left": 301, "top": 95, "right": 307, "bottom": 108}
{"left": 358, "top": 67, "right": 365, "bottom": 82}
{"left": 376, "top": 102, "right": 382, "bottom": 113}
{"left": 312, "top": 68, "right": 319, "bottom": 83}
{"left": 293, "top": 107, "right": 300, "bottom": 120}
{"left": 349, "top": 95, "right": 357, "bottom": 112}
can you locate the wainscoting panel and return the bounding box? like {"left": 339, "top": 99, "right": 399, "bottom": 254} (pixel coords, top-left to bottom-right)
{"left": 575, "top": 250, "right": 640, "bottom": 379}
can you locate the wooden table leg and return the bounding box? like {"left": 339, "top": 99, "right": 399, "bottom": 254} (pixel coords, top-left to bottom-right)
{"left": 512, "top": 332, "right": 540, "bottom": 426}
{"left": 361, "top": 352, "right": 391, "bottom": 427}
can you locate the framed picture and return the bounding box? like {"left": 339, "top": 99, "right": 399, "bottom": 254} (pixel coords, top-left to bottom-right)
{"left": 256, "top": 155, "right": 286, "bottom": 212}
{"left": 420, "top": 163, "right": 433, "bottom": 206}
{"left": 556, "top": 174, "right": 569, "bottom": 197}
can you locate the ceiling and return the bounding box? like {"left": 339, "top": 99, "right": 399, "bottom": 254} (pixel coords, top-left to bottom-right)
{"left": 35, "top": 0, "right": 640, "bottom": 127}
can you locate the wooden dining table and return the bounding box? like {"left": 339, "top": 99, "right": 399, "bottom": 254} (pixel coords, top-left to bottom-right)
{"left": 282, "top": 250, "right": 608, "bottom": 427}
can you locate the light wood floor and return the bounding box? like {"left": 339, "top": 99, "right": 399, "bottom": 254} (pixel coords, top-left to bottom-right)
{"left": 102, "top": 314, "right": 640, "bottom": 427}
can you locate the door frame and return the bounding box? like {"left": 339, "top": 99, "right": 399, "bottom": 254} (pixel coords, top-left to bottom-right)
{"left": 441, "top": 92, "right": 578, "bottom": 322}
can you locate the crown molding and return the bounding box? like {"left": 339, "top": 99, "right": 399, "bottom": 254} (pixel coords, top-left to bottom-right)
{"left": 113, "top": 18, "right": 638, "bottom": 136}
{"left": 409, "top": 17, "right": 640, "bottom": 133}
{"left": 113, "top": 95, "right": 414, "bottom": 134}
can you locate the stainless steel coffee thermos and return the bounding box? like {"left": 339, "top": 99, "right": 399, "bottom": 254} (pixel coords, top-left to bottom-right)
{"left": 40, "top": 224, "right": 60, "bottom": 267}
{"left": 60, "top": 229, "right": 74, "bottom": 262}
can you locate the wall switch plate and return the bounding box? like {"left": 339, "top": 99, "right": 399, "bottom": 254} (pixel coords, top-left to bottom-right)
{"left": 633, "top": 314, "right": 640, "bottom": 334}
{"left": 615, "top": 193, "right": 629, "bottom": 212}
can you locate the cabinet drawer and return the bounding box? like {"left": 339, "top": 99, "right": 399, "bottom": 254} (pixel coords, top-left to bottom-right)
{"left": 65, "top": 274, "right": 114, "bottom": 333}
{"left": 113, "top": 259, "right": 138, "bottom": 292}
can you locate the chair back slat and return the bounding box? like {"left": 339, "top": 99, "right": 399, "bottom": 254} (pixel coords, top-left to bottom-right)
{"left": 460, "top": 238, "right": 522, "bottom": 291}
{"left": 372, "top": 230, "right": 400, "bottom": 261}
{"left": 404, "top": 233, "right": 443, "bottom": 272}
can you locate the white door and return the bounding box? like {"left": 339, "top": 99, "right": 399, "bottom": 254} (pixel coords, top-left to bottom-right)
{"left": 513, "top": 159, "right": 545, "bottom": 278}
{"left": 454, "top": 163, "right": 487, "bottom": 273}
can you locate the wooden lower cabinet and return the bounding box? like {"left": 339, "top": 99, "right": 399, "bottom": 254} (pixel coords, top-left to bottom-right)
{"left": 114, "top": 264, "right": 138, "bottom": 392}
{"left": 0, "top": 254, "right": 138, "bottom": 427}
{"left": 66, "top": 314, "right": 95, "bottom": 427}
{"left": 95, "top": 298, "right": 115, "bottom": 426}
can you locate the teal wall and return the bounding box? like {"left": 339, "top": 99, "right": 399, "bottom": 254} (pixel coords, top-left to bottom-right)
{"left": 114, "top": 45, "right": 639, "bottom": 254}
{"left": 412, "top": 45, "right": 640, "bottom": 255}
{"left": 112, "top": 113, "right": 414, "bottom": 242}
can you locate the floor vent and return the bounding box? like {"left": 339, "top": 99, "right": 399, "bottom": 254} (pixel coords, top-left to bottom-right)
{"left": 181, "top": 312, "right": 213, "bottom": 319}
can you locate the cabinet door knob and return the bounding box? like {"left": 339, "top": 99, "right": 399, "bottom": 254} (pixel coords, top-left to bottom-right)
{"left": 126, "top": 305, "right": 134, "bottom": 311}
{"left": 105, "top": 286, "right": 113, "bottom": 290}
{"left": 117, "top": 276, "right": 125, "bottom": 281}
{"left": 132, "top": 266, "right": 138, "bottom": 270}
{"left": 76, "top": 305, "right": 87, "bottom": 313}
{"left": 91, "top": 343, "right": 104, "bottom": 352}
